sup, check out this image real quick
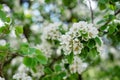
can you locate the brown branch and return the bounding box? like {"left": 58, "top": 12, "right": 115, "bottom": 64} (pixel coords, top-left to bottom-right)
{"left": 49, "top": 55, "right": 63, "bottom": 68}
{"left": 78, "top": 74, "right": 82, "bottom": 80}
{"left": 98, "top": 8, "right": 120, "bottom": 35}
{"left": 88, "top": 0, "right": 94, "bottom": 23}
{"left": 102, "top": 9, "right": 120, "bottom": 27}
{"left": 0, "top": 63, "right": 3, "bottom": 77}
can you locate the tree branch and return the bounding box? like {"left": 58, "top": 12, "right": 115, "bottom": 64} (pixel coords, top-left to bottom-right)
{"left": 102, "top": 9, "right": 120, "bottom": 27}
{"left": 88, "top": 0, "right": 94, "bottom": 23}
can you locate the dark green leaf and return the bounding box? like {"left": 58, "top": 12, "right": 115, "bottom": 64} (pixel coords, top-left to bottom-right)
{"left": 95, "top": 37, "right": 102, "bottom": 46}
{"left": 44, "top": 67, "right": 53, "bottom": 74}
{"left": 87, "top": 39, "right": 96, "bottom": 49}
{"left": 67, "top": 51, "right": 74, "bottom": 64}
{"left": 54, "top": 64, "right": 61, "bottom": 72}
{"left": 108, "top": 25, "right": 116, "bottom": 34}
{"left": 100, "top": 26, "right": 108, "bottom": 31}
{"left": 23, "top": 56, "right": 37, "bottom": 68}
{"left": 89, "top": 48, "right": 99, "bottom": 58}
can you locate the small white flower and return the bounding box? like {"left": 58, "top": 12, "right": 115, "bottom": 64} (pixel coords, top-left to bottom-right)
{"left": 88, "top": 24, "right": 98, "bottom": 38}
{"left": 60, "top": 34, "right": 83, "bottom": 55}
{"left": 0, "top": 19, "right": 4, "bottom": 27}
{"left": 0, "top": 39, "right": 6, "bottom": 46}
{"left": 13, "top": 72, "right": 32, "bottom": 80}
{"left": 60, "top": 34, "right": 72, "bottom": 55}
{"left": 73, "top": 38, "right": 83, "bottom": 55}
{"left": 36, "top": 41, "right": 53, "bottom": 58}
{"left": 69, "top": 56, "right": 88, "bottom": 74}
{"left": 42, "top": 23, "right": 61, "bottom": 40}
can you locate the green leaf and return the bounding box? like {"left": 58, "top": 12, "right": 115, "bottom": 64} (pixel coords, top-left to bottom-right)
{"left": 0, "top": 25, "right": 10, "bottom": 34}
{"left": 98, "top": 3, "right": 106, "bottom": 10}
{"left": 20, "top": 43, "right": 30, "bottom": 55}
{"left": 35, "top": 49, "right": 48, "bottom": 64}
{"left": 54, "top": 64, "right": 62, "bottom": 72}
{"left": 45, "top": 0, "right": 51, "bottom": 3}
{"left": 58, "top": 72, "right": 66, "bottom": 79}
{"left": 100, "top": 26, "right": 108, "bottom": 31}
{"left": 95, "top": 37, "right": 102, "bottom": 46}
{"left": 44, "top": 67, "right": 53, "bottom": 74}
{"left": 97, "top": 19, "right": 106, "bottom": 24}
{"left": 87, "top": 39, "right": 96, "bottom": 49}
{"left": 108, "top": 15, "right": 116, "bottom": 20}
{"left": 23, "top": 56, "right": 37, "bottom": 68}
{"left": 109, "top": 4, "right": 116, "bottom": 10}
{"left": 0, "top": 53, "right": 7, "bottom": 60}
{"left": 42, "top": 76, "right": 51, "bottom": 80}
{"left": 15, "top": 26, "right": 23, "bottom": 37}
{"left": 89, "top": 48, "right": 99, "bottom": 58}
{"left": 99, "top": 0, "right": 109, "bottom": 4}
{"left": 98, "top": 0, "right": 109, "bottom": 10}
{"left": 52, "top": 75, "right": 61, "bottom": 80}
{"left": 20, "top": 46, "right": 29, "bottom": 54}
{"left": 67, "top": 51, "right": 74, "bottom": 64}
{"left": 0, "top": 10, "right": 7, "bottom": 21}
{"left": 0, "top": 5, "right": 3, "bottom": 9}
{"left": 29, "top": 48, "right": 36, "bottom": 54}
{"left": 80, "top": 47, "right": 89, "bottom": 59}
{"left": 108, "top": 25, "right": 116, "bottom": 34}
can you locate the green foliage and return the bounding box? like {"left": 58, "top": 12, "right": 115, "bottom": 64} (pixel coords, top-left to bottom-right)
{"left": 54, "top": 64, "right": 62, "bottom": 72}
{"left": 89, "top": 48, "right": 99, "bottom": 58}
{"left": 23, "top": 56, "right": 37, "bottom": 68}
{"left": 44, "top": 67, "right": 53, "bottom": 74}
{"left": 87, "top": 39, "right": 96, "bottom": 49}
{"left": 0, "top": 0, "right": 120, "bottom": 80}
{"left": 15, "top": 26, "right": 23, "bottom": 37}
{"left": 20, "top": 43, "right": 48, "bottom": 66}
{"left": 66, "top": 51, "right": 74, "bottom": 64}
{"left": 35, "top": 49, "right": 48, "bottom": 64}
{"left": 95, "top": 37, "right": 102, "bottom": 46}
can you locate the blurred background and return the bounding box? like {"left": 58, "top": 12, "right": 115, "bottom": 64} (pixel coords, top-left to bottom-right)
{"left": 0, "top": 0, "right": 120, "bottom": 80}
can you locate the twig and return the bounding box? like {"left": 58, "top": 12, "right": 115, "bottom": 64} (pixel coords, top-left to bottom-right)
{"left": 102, "top": 8, "right": 120, "bottom": 27}
{"left": 88, "top": 0, "right": 94, "bottom": 23}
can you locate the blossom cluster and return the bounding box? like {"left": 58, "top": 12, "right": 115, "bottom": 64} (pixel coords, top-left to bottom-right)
{"left": 60, "top": 21, "right": 99, "bottom": 55}
{"left": 60, "top": 21, "right": 101, "bottom": 74}
{"left": 41, "top": 22, "right": 62, "bottom": 40}
{"left": 13, "top": 72, "right": 32, "bottom": 80}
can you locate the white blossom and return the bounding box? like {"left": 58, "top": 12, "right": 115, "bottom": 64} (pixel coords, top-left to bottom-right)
{"left": 70, "top": 21, "right": 88, "bottom": 37}
{"left": 87, "top": 23, "right": 98, "bottom": 38}
{"left": 0, "top": 19, "right": 4, "bottom": 27}
{"left": 41, "top": 23, "right": 61, "bottom": 40}
{"left": 60, "top": 34, "right": 72, "bottom": 55}
{"left": 13, "top": 72, "right": 32, "bottom": 80}
{"left": 70, "top": 21, "right": 98, "bottom": 39}
{"left": 60, "top": 34, "right": 83, "bottom": 55}
{"left": 73, "top": 38, "right": 83, "bottom": 55}
{"left": 0, "top": 39, "right": 6, "bottom": 46}
{"left": 36, "top": 42, "right": 53, "bottom": 58}
{"left": 18, "top": 64, "right": 29, "bottom": 73}
{"left": 69, "top": 56, "right": 88, "bottom": 74}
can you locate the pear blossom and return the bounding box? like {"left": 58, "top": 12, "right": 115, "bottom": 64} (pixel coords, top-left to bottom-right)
{"left": 69, "top": 56, "right": 88, "bottom": 74}
{"left": 42, "top": 23, "right": 61, "bottom": 40}
{"left": 13, "top": 72, "right": 32, "bottom": 80}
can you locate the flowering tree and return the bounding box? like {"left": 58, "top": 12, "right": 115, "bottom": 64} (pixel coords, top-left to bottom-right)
{"left": 0, "top": 0, "right": 120, "bottom": 80}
